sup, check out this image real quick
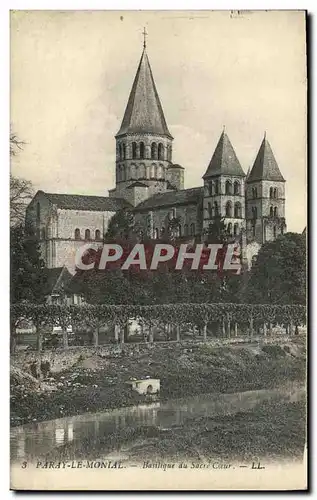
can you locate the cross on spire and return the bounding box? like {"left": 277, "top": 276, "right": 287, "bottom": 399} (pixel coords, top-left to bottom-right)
{"left": 142, "top": 27, "right": 148, "bottom": 49}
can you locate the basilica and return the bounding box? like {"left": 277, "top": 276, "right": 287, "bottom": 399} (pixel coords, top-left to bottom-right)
{"left": 26, "top": 41, "right": 286, "bottom": 274}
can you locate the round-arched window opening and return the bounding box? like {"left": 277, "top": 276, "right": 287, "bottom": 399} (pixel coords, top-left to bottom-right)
{"left": 147, "top": 384, "right": 154, "bottom": 394}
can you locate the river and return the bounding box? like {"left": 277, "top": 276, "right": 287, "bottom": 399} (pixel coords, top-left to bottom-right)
{"left": 11, "top": 382, "right": 305, "bottom": 465}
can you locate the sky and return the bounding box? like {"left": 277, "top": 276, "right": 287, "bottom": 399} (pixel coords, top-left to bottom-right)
{"left": 10, "top": 10, "right": 307, "bottom": 232}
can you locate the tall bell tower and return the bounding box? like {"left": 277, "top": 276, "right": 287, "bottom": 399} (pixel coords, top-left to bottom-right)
{"left": 109, "top": 29, "right": 177, "bottom": 207}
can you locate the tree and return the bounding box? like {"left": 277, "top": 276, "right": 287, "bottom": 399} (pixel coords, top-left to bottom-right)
{"left": 10, "top": 131, "right": 33, "bottom": 226}
{"left": 10, "top": 131, "right": 25, "bottom": 157}
{"left": 10, "top": 223, "right": 46, "bottom": 352}
{"left": 10, "top": 223, "right": 46, "bottom": 304}
{"left": 105, "top": 208, "right": 135, "bottom": 241}
{"left": 245, "top": 232, "right": 306, "bottom": 305}
{"left": 10, "top": 175, "right": 34, "bottom": 227}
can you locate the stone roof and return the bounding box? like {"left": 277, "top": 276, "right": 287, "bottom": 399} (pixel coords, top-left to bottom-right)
{"left": 116, "top": 48, "right": 172, "bottom": 139}
{"left": 41, "top": 192, "right": 132, "bottom": 211}
{"left": 134, "top": 187, "right": 203, "bottom": 211}
{"left": 203, "top": 131, "right": 245, "bottom": 178}
{"left": 247, "top": 137, "right": 285, "bottom": 182}
{"left": 126, "top": 181, "right": 148, "bottom": 189}
{"left": 169, "top": 163, "right": 185, "bottom": 170}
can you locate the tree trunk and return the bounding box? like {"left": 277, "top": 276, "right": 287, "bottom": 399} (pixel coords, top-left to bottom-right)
{"left": 203, "top": 321, "right": 207, "bottom": 342}
{"left": 114, "top": 324, "right": 120, "bottom": 342}
{"left": 269, "top": 322, "right": 273, "bottom": 336}
{"left": 93, "top": 325, "right": 99, "bottom": 347}
{"left": 10, "top": 324, "right": 17, "bottom": 354}
{"left": 62, "top": 326, "right": 68, "bottom": 348}
{"left": 222, "top": 320, "right": 226, "bottom": 337}
{"left": 36, "top": 321, "right": 42, "bottom": 353}
{"left": 290, "top": 320, "right": 294, "bottom": 336}
{"left": 234, "top": 323, "right": 238, "bottom": 337}
{"left": 148, "top": 325, "right": 154, "bottom": 343}
{"left": 263, "top": 323, "right": 267, "bottom": 337}
{"left": 250, "top": 317, "right": 254, "bottom": 337}
{"left": 227, "top": 319, "right": 231, "bottom": 338}
{"left": 176, "top": 324, "right": 180, "bottom": 342}
{"left": 120, "top": 326, "right": 125, "bottom": 344}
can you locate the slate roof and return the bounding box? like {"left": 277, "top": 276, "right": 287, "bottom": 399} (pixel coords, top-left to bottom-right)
{"left": 203, "top": 131, "right": 245, "bottom": 178}
{"left": 134, "top": 187, "right": 203, "bottom": 211}
{"left": 247, "top": 137, "right": 285, "bottom": 182}
{"left": 116, "top": 49, "right": 172, "bottom": 138}
{"left": 40, "top": 191, "right": 132, "bottom": 211}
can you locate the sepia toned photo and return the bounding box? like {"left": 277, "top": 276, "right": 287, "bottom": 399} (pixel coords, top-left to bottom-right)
{"left": 10, "top": 10, "right": 307, "bottom": 491}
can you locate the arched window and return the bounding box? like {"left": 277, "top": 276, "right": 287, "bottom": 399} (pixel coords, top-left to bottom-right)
{"left": 95, "top": 229, "right": 101, "bottom": 240}
{"left": 140, "top": 142, "right": 145, "bottom": 159}
{"left": 36, "top": 202, "right": 40, "bottom": 221}
{"left": 151, "top": 142, "right": 157, "bottom": 159}
{"left": 118, "top": 144, "right": 122, "bottom": 160}
{"left": 208, "top": 202, "right": 212, "bottom": 218}
{"left": 160, "top": 226, "right": 165, "bottom": 237}
{"left": 225, "top": 180, "right": 232, "bottom": 195}
{"left": 234, "top": 202, "right": 241, "bottom": 218}
{"left": 167, "top": 145, "right": 172, "bottom": 161}
{"left": 252, "top": 206, "right": 257, "bottom": 219}
{"left": 85, "top": 229, "right": 91, "bottom": 240}
{"left": 273, "top": 226, "right": 277, "bottom": 238}
{"left": 41, "top": 228, "right": 46, "bottom": 240}
{"left": 158, "top": 143, "right": 164, "bottom": 160}
{"left": 121, "top": 165, "right": 126, "bottom": 182}
{"left": 233, "top": 223, "right": 239, "bottom": 236}
{"left": 122, "top": 144, "right": 126, "bottom": 160}
{"left": 234, "top": 181, "right": 240, "bottom": 195}
{"left": 75, "top": 228, "right": 81, "bottom": 240}
{"left": 154, "top": 228, "right": 159, "bottom": 239}
{"left": 209, "top": 182, "right": 214, "bottom": 196}
{"left": 252, "top": 187, "right": 257, "bottom": 199}
{"left": 225, "top": 201, "right": 232, "bottom": 217}
{"left": 190, "top": 223, "right": 195, "bottom": 236}
{"left": 270, "top": 187, "right": 273, "bottom": 198}
{"left": 132, "top": 142, "right": 137, "bottom": 159}
{"left": 270, "top": 206, "right": 274, "bottom": 217}
{"left": 184, "top": 224, "right": 188, "bottom": 236}
{"left": 252, "top": 224, "right": 256, "bottom": 237}
{"left": 214, "top": 201, "right": 219, "bottom": 216}
{"left": 178, "top": 225, "right": 182, "bottom": 237}
{"left": 273, "top": 188, "right": 277, "bottom": 199}
{"left": 274, "top": 207, "right": 278, "bottom": 217}
{"left": 227, "top": 223, "right": 232, "bottom": 235}
{"left": 214, "top": 180, "right": 219, "bottom": 195}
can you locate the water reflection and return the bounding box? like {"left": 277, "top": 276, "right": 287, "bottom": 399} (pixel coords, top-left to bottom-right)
{"left": 11, "top": 384, "right": 305, "bottom": 464}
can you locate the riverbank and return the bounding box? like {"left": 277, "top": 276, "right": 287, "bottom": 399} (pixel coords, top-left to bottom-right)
{"left": 10, "top": 339, "right": 306, "bottom": 426}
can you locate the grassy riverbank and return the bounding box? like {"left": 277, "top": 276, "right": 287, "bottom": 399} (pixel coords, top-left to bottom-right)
{"left": 10, "top": 339, "right": 306, "bottom": 427}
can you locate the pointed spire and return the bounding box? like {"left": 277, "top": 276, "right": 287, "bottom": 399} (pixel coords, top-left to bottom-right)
{"left": 203, "top": 130, "right": 245, "bottom": 178}
{"left": 116, "top": 47, "right": 172, "bottom": 138}
{"left": 247, "top": 135, "right": 285, "bottom": 183}
{"left": 142, "top": 27, "right": 148, "bottom": 49}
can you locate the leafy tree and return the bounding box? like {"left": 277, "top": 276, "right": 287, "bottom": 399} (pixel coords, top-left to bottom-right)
{"left": 105, "top": 208, "right": 135, "bottom": 241}
{"left": 245, "top": 232, "right": 306, "bottom": 305}
{"left": 10, "top": 223, "right": 46, "bottom": 304}
{"left": 10, "top": 223, "right": 46, "bottom": 352}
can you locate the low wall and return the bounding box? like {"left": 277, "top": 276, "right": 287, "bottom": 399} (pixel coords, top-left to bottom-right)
{"left": 11, "top": 335, "right": 303, "bottom": 375}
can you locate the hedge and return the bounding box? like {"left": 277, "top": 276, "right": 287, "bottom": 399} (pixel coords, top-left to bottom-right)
{"left": 11, "top": 303, "right": 307, "bottom": 329}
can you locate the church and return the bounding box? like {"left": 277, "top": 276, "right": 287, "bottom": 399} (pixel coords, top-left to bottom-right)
{"left": 26, "top": 38, "right": 287, "bottom": 274}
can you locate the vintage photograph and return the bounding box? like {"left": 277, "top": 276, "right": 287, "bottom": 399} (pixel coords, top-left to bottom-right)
{"left": 10, "top": 10, "right": 307, "bottom": 490}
